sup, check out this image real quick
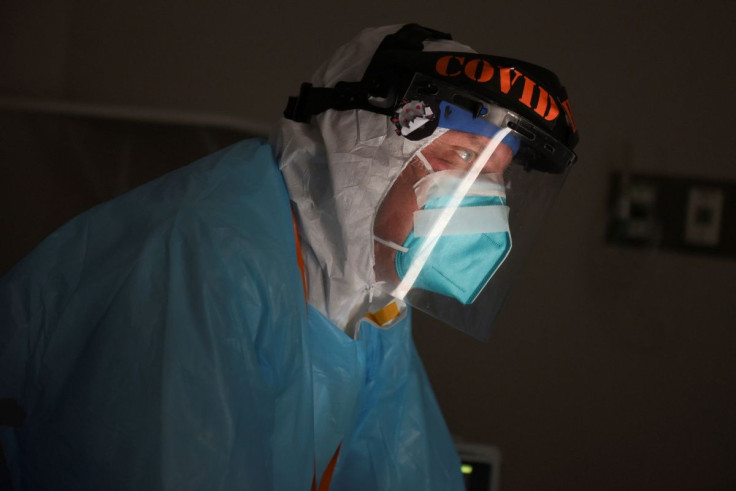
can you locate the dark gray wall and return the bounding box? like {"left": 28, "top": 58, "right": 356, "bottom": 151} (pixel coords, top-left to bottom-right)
{"left": 2, "top": 1, "right": 735, "bottom": 489}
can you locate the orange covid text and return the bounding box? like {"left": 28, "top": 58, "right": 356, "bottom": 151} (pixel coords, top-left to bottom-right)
{"left": 435, "top": 55, "right": 575, "bottom": 130}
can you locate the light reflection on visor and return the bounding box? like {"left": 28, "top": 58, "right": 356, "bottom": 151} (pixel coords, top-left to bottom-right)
{"left": 390, "top": 126, "right": 514, "bottom": 301}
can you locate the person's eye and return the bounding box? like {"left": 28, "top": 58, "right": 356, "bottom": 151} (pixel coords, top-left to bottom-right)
{"left": 455, "top": 148, "right": 476, "bottom": 163}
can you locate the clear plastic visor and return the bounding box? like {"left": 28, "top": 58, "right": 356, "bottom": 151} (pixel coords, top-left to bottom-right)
{"left": 373, "top": 82, "right": 570, "bottom": 339}
{"left": 396, "top": 73, "right": 576, "bottom": 173}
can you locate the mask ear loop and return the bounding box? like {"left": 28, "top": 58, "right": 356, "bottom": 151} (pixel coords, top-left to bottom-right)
{"left": 415, "top": 150, "right": 434, "bottom": 174}
{"left": 390, "top": 127, "right": 513, "bottom": 301}
{"left": 374, "top": 235, "right": 409, "bottom": 253}
{"left": 369, "top": 127, "right": 447, "bottom": 278}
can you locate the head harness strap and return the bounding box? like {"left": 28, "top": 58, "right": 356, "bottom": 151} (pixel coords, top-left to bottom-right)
{"left": 283, "top": 24, "right": 450, "bottom": 123}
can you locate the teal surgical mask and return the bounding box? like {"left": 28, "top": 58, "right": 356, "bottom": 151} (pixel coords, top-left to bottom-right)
{"left": 375, "top": 167, "right": 512, "bottom": 305}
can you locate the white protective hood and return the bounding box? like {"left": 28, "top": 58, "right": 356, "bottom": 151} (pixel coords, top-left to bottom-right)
{"left": 274, "top": 25, "right": 475, "bottom": 334}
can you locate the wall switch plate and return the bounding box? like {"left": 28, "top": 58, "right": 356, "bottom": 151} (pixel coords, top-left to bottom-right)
{"left": 684, "top": 187, "right": 725, "bottom": 246}
{"left": 619, "top": 182, "right": 659, "bottom": 241}
{"left": 607, "top": 173, "right": 736, "bottom": 258}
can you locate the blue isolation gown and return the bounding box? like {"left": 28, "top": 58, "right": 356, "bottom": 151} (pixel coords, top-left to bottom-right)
{"left": 0, "top": 139, "right": 463, "bottom": 490}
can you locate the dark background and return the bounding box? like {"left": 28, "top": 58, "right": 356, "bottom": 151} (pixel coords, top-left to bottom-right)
{"left": 2, "top": 1, "right": 735, "bottom": 489}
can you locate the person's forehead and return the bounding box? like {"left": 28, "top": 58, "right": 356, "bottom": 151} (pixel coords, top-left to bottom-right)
{"left": 439, "top": 130, "right": 491, "bottom": 148}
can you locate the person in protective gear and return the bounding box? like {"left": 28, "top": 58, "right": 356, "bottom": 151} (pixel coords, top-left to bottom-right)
{"left": 281, "top": 24, "right": 577, "bottom": 340}
{"left": 0, "top": 24, "right": 578, "bottom": 490}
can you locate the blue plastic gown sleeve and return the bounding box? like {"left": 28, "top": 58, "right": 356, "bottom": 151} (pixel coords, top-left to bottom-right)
{"left": 308, "top": 306, "right": 465, "bottom": 491}
{"left": 0, "top": 140, "right": 315, "bottom": 490}
{"left": 0, "top": 138, "right": 464, "bottom": 490}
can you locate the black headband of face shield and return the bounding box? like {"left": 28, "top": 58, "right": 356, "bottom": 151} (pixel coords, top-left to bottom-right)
{"left": 283, "top": 24, "right": 444, "bottom": 122}
{"left": 284, "top": 24, "right": 442, "bottom": 121}
{"left": 283, "top": 24, "right": 578, "bottom": 172}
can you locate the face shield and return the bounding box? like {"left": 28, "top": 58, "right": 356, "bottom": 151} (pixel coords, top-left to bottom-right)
{"left": 370, "top": 74, "right": 573, "bottom": 339}
{"left": 283, "top": 24, "right": 578, "bottom": 340}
